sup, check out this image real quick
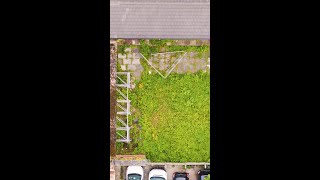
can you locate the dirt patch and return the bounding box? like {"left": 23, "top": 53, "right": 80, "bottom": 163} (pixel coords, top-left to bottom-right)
{"left": 150, "top": 106, "right": 164, "bottom": 127}
{"left": 150, "top": 96, "right": 170, "bottom": 128}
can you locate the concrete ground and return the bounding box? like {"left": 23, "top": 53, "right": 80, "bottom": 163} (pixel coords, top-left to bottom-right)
{"left": 122, "top": 165, "right": 206, "bottom": 180}
{"left": 149, "top": 51, "right": 210, "bottom": 75}
{"left": 117, "top": 48, "right": 210, "bottom": 90}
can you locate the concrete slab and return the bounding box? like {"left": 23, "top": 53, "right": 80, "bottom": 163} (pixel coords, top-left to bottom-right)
{"left": 128, "top": 65, "right": 137, "bottom": 71}
{"left": 133, "top": 71, "right": 141, "bottom": 78}
{"left": 120, "top": 65, "right": 126, "bottom": 71}
{"left": 136, "top": 64, "right": 144, "bottom": 71}
{"left": 132, "top": 58, "right": 140, "bottom": 65}
{"left": 118, "top": 54, "right": 126, "bottom": 59}
{"left": 123, "top": 59, "right": 131, "bottom": 64}
{"left": 124, "top": 48, "right": 131, "bottom": 53}
{"left": 133, "top": 53, "right": 142, "bottom": 58}
{"left": 133, "top": 48, "right": 139, "bottom": 53}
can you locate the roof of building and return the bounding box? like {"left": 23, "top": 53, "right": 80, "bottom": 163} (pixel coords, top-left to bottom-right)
{"left": 110, "top": 0, "right": 210, "bottom": 39}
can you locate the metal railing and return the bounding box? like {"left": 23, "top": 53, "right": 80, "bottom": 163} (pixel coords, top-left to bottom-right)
{"left": 116, "top": 72, "right": 131, "bottom": 143}
{"left": 111, "top": 160, "right": 210, "bottom": 169}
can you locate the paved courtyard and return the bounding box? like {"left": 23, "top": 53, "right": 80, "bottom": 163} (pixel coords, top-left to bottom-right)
{"left": 117, "top": 46, "right": 210, "bottom": 88}
{"left": 149, "top": 51, "right": 210, "bottom": 75}
{"left": 118, "top": 47, "right": 144, "bottom": 84}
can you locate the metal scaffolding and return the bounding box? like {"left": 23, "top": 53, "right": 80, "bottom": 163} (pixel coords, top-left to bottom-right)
{"left": 115, "top": 72, "right": 131, "bottom": 143}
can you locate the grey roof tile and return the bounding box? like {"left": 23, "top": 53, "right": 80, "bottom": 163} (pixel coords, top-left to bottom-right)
{"left": 110, "top": 0, "right": 210, "bottom": 39}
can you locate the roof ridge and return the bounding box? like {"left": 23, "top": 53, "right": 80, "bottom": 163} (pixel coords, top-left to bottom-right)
{"left": 111, "top": 0, "right": 210, "bottom": 5}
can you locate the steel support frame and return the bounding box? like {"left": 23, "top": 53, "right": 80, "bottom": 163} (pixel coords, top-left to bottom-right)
{"left": 115, "top": 72, "right": 131, "bottom": 143}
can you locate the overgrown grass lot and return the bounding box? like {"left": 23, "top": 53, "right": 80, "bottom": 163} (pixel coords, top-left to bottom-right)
{"left": 116, "top": 39, "right": 210, "bottom": 162}
{"left": 129, "top": 72, "right": 210, "bottom": 162}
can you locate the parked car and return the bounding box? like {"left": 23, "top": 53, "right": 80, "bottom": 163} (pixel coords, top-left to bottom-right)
{"left": 198, "top": 169, "right": 210, "bottom": 180}
{"left": 173, "top": 172, "right": 189, "bottom": 180}
{"left": 149, "top": 168, "right": 167, "bottom": 180}
{"left": 126, "top": 166, "right": 144, "bottom": 180}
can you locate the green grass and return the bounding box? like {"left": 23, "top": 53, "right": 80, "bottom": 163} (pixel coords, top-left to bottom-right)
{"left": 127, "top": 72, "right": 210, "bottom": 162}
{"left": 139, "top": 40, "right": 210, "bottom": 59}
{"left": 115, "top": 40, "right": 210, "bottom": 162}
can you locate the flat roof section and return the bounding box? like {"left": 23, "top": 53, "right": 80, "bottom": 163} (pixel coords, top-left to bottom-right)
{"left": 110, "top": 0, "right": 210, "bottom": 39}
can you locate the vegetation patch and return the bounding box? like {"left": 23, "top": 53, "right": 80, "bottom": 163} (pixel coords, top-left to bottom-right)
{"left": 115, "top": 40, "right": 210, "bottom": 162}
{"left": 139, "top": 40, "right": 210, "bottom": 60}
{"left": 123, "top": 72, "right": 210, "bottom": 162}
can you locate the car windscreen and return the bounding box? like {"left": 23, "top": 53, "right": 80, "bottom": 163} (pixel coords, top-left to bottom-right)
{"left": 175, "top": 178, "right": 186, "bottom": 180}
{"left": 150, "top": 177, "right": 165, "bottom": 180}
{"left": 128, "top": 174, "right": 142, "bottom": 180}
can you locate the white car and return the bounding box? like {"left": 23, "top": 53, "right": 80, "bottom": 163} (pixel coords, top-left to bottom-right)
{"left": 126, "top": 166, "right": 144, "bottom": 180}
{"left": 149, "top": 168, "right": 167, "bottom": 180}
